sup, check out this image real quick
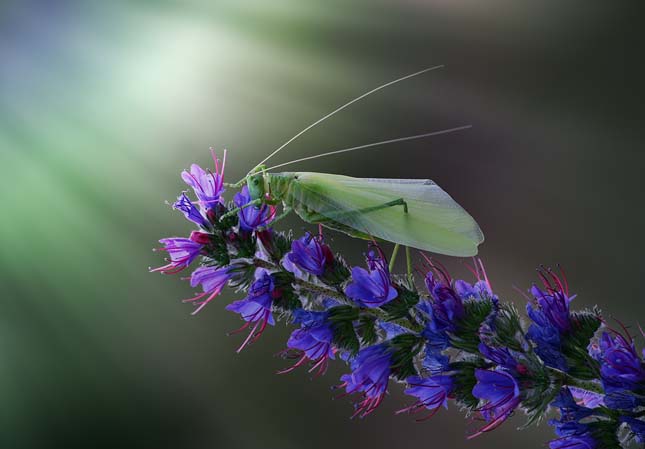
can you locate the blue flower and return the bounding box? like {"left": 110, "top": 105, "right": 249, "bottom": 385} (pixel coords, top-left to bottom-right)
{"left": 173, "top": 193, "right": 210, "bottom": 228}
{"left": 621, "top": 416, "right": 645, "bottom": 444}
{"left": 225, "top": 270, "right": 276, "bottom": 352}
{"left": 399, "top": 375, "right": 453, "bottom": 420}
{"left": 287, "top": 232, "right": 333, "bottom": 276}
{"left": 181, "top": 158, "right": 225, "bottom": 211}
{"left": 478, "top": 343, "right": 529, "bottom": 376}
{"left": 454, "top": 279, "right": 496, "bottom": 301}
{"left": 279, "top": 309, "right": 335, "bottom": 376}
{"left": 233, "top": 186, "right": 275, "bottom": 231}
{"left": 550, "top": 388, "right": 595, "bottom": 424}
{"left": 378, "top": 321, "right": 413, "bottom": 340}
{"left": 525, "top": 309, "right": 568, "bottom": 370}
{"left": 547, "top": 388, "right": 599, "bottom": 449}
{"left": 525, "top": 270, "right": 575, "bottom": 371}
{"left": 423, "top": 271, "right": 464, "bottom": 332}
{"left": 150, "top": 237, "right": 203, "bottom": 274}
{"left": 338, "top": 343, "right": 392, "bottom": 418}
{"left": 527, "top": 269, "right": 574, "bottom": 332}
{"left": 549, "top": 435, "right": 597, "bottom": 449}
{"left": 185, "top": 265, "right": 233, "bottom": 314}
{"left": 344, "top": 255, "right": 397, "bottom": 308}
{"left": 568, "top": 387, "right": 605, "bottom": 409}
{"left": 419, "top": 325, "right": 450, "bottom": 374}
{"left": 470, "top": 369, "right": 521, "bottom": 438}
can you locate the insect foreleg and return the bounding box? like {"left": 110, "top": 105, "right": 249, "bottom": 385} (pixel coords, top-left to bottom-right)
{"left": 220, "top": 198, "right": 263, "bottom": 220}
{"left": 257, "top": 206, "right": 292, "bottom": 231}
{"left": 224, "top": 180, "right": 246, "bottom": 189}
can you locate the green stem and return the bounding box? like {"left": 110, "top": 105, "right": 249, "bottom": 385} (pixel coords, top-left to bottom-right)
{"left": 253, "top": 258, "right": 350, "bottom": 303}
{"left": 548, "top": 368, "right": 604, "bottom": 394}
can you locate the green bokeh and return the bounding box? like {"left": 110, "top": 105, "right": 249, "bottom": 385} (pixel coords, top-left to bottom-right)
{"left": 1, "top": 1, "right": 642, "bottom": 448}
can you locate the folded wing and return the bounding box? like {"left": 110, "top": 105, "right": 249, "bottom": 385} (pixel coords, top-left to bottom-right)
{"left": 290, "top": 172, "right": 484, "bottom": 257}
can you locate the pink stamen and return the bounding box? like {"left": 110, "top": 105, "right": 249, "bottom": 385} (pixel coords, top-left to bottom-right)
{"left": 477, "top": 258, "right": 492, "bottom": 291}
{"left": 237, "top": 320, "right": 261, "bottom": 353}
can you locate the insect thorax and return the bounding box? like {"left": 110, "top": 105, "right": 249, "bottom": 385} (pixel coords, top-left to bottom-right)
{"left": 266, "top": 172, "right": 296, "bottom": 203}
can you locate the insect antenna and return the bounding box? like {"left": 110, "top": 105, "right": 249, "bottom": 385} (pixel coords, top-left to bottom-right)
{"left": 263, "top": 125, "right": 472, "bottom": 171}
{"left": 248, "top": 65, "right": 445, "bottom": 175}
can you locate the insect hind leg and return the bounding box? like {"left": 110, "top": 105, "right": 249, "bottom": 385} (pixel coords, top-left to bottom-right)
{"left": 352, "top": 198, "right": 408, "bottom": 215}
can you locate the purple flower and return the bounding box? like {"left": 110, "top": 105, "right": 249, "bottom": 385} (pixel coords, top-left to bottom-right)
{"left": 549, "top": 435, "right": 597, "bottom": 449}
{"left": 287, "top": 232, "right": 333, "bottom": 276}
{"left": 469, "top": 369, "right": 521, "bottom": 438}
{"left": 478, "top": 343, "right": 528, "bottom": 376}
{"left": 398, "top": 375, "right": 453, "bottom": 420}
{"left": 184, "top": 265, "right": 233, "bottom": 314}
{"left": 225, "top": 270, "right": 276, "bottom": 352}
{"left": 568, "top": 387, "right": 605, "bottom": 409}
{"left": 181, "top": 151, "right": 226, "bottom": 211}
{"left": 550, "top": 388, "right": 595, "bottom": 424}
{"left": 592, "top": 327, "right": 644, "bottom": 406}
{"left": 338, "top": 343, "right": 392, "bottom": 418}
{"left": 279, "top": 309, "right": 335, "bottom": 376}
{"left": 233, "top": 186, "right": 275, "bottom": 231}
{"left": 547, "top": 389, "right": 599, "bottom": 449}
{"left": 527, "top": 269, "right": 574, "bottom": 333}
{"left": 378, "top": 321, "right": 413, "bottom": 340}
{"left": 595, "top": 331, "right": 645, "bottom": 394}
{"left": 173, "top": 193, "right": 210, "bottom": 228}
{"left": 423, "top": 271, "right": 465, "bottom": 332}
{"left": 150, "top": 237, "right": 203, "bottom": 274}
{"left": 525, "top": 269, "right": 575, "bottom": 371}
{"left": 344, "top": 254, "right": 397, "bottom": 308}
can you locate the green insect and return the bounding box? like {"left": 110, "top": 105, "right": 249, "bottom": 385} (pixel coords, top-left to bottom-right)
{"left": 223, "top": 66, "right": 484, "bottom": 269}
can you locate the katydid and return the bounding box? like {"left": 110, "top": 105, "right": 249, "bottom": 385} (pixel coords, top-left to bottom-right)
{"left": 222, "top": 66, "right": 484, "bottom": 267}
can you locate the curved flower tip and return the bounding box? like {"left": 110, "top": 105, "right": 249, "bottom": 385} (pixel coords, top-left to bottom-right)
{"left": 184, "top": 265, "right": 233, "bottom": 314}
{"left": 234, "top": 186, "right": 276, "bottom": 231}
{"left": 337, "top": 344, "right": 392, "bottom": 418}
{"left": 469, "top": 369, "right": 520, "bottom": 439}
{"left": 150, "top": 238, "right": 203, "bottom": 274}
{"left": 344, "top": 255, "right": 397, "bottom": 308}
{"left": 287, "top": 232, "right": 333, "bottom": 276}
{"left": 279, "top": 310, "right": 335, "bottom": 376}
{"left": 181, "top": 150, "right": 226, "bottom": 210}
{"left": 398, "top": 375, "right": 453, "bottom": 421}
{"left": 595, "top": 331, "right": 645, "bottom": 396}
{"left": 173, "top": 193, "right": 210, "bottom": 228}
{"left": 225, "top": 271, "right": 276, "bottom": 352}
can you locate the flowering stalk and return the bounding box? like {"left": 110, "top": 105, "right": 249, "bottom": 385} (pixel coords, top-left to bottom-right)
{"left": 153, "top": 154, "right": 645, "bottom": 448}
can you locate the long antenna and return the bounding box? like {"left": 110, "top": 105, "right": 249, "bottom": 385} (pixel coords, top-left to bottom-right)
{"left": 249, "top": 65, "right": 445, "bottom": 174}
{"left": 263, "top": 125, "right": 472, "bottom": 171}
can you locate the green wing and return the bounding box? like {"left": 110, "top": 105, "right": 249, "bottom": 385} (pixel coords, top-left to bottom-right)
{"left": 287, "top": 172, "right": 484, "bottom": 257}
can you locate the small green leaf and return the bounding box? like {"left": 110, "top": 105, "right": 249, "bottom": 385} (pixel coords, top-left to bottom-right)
{"left": 328, "top": 306, "right": 360, "bottom": 354}
{"left": 450, "top": 299, "right": 494, "bottom": 353}
{"left": 381, "top": 284, "right": 419, "bottom": 321}
{"left": 388, "top": 333, "right": 423, "bottom": 380}
{"left": 450, "top": 359, "right": 486, "bottom": 410}
{"left": 357, "top": 315, "right": 378, "bottom": 346}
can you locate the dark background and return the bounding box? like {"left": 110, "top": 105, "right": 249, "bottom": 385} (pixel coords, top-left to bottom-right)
{"left": 1, "top": 1, "right": 643, "bottom": 448}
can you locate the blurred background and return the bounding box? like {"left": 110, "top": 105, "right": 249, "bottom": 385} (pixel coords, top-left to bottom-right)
{"left": 1, "top": 1, "right": 643, "bottom": 448}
